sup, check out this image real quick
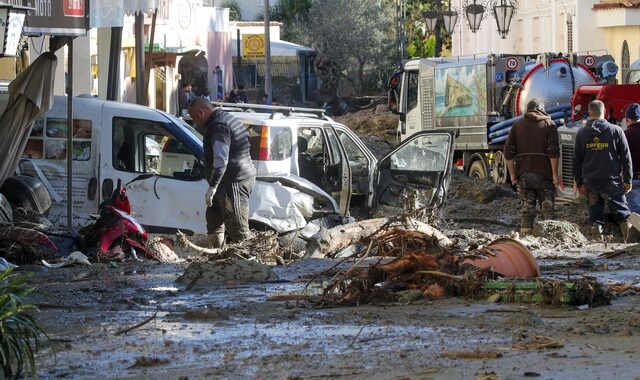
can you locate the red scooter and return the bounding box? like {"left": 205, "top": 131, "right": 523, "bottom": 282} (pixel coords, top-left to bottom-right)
{"left": 86, "top": 177, "right": 150, "bottom": 261}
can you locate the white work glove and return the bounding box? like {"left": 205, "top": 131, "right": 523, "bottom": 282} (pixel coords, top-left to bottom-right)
{"left": 205, "top": 186, "right": 217, "bottom": 207}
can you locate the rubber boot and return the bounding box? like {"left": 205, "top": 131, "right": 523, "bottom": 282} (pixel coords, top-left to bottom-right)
{"left": 590, "top": 224, "right": 604, "bottom": 239}
{"left": 540, "top": 200, "right": 554, "bottom": 220}
{"left": 207, "top": 233, "right": 225, "bottom": 249}
{"left": 619, "top": 221, "right": 632, "bottom": 243}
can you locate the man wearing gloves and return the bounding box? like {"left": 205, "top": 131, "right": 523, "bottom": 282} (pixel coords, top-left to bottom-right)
{"left": 188, "top": 97, "right": 256, "bottom": 248}
{"left": 573, "top": 100, "right": 633, "bottom": 241}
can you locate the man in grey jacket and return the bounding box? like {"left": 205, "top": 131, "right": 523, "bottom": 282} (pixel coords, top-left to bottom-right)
{"left": 188, "top": 97, "right": 256, "bottom": 247}
{"left": 573, "top": 100, "right": 633, "bottom": 241}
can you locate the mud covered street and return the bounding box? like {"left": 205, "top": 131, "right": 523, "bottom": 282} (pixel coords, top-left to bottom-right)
{"left": 8, "top": 106, "right": 639, "bottom": 379}
{"left": 25, "top": 167, "right": 640, "bottom": 379}
{"left": 28, "top": 256, "right": 640, "bottom": 379}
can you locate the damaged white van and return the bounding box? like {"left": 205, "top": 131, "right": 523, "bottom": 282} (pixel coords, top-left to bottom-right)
{"left": 17, "top": 95, "right": 455, "bottom": 237}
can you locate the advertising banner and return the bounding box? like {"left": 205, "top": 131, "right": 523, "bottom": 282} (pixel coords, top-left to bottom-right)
{"left": 8, "top": 0, "right": 90, "bottom": 36}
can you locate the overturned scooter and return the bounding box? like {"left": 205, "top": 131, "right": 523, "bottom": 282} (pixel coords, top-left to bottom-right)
{"left": 82, "top": 176, "right": 150, "bottom": 261}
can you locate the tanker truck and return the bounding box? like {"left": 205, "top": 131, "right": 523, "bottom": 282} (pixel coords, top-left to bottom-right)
{"left": 387, "top": 52, "right": 618, "bottom": 183}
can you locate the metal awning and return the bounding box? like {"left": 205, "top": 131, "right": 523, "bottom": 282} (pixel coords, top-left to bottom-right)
{"left": 90, "top": 0, "right": 158, "bottom": 28}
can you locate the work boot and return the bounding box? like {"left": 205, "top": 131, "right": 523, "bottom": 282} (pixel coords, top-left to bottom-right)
{"left": 207, "top": 233, "right": 225, "bottom": 249}
{"left": 619, "top": 220, "right": 632, "bottom": 243}
{"left": 540, "top": 200, "right": 554, "bottom": 220}
{"left": 590, "top": 224, "right": 604, "bottom": 239}
{"left": 520, "top": 227, "right": 532, "bottom": 237}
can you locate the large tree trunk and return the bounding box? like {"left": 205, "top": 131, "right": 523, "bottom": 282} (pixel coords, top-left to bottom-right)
{"left": 304, "top": 218, "right": 452, "bottom": 258}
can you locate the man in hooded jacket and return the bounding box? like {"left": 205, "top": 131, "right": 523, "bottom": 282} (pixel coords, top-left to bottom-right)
{"left": 574, "top": 100, "right": 633, "bottom": 241}
{"left": 504, "top": 98, "right": 561, "bottom": 236}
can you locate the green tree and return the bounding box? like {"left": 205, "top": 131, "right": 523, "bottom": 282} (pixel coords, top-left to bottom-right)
{"left": 222, "top": 0, "right": 242, "bottom": 21}
{"left": 255, "top": 0, "right": 312, "bottom": 42}
{"left": 405, "top": 0, "right": 454, "bottom": 58}
{"left": 300, "top": 0, "right": 396, "bottom": 92}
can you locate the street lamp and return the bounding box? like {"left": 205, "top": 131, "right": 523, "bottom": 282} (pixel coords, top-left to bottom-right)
{"left": 423, "top": 10, "right": 439, "bottom": 34}
{"left": 0, "top": 3, "right": 32, "bottom": 57}
{"left": 422, "top": 2, "right": 459, "bottom": 36}
{"left": 491, "top": 0, "right": 517, "bottom": 38}
{"left": 463, "top": 0, "right": 487, "bottom": 33}
{"left": 441, "top": 7, "right": 459, "bottom": 35}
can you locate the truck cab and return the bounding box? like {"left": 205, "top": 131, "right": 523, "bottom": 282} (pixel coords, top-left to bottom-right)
{"left": 16, "top": 96, "right": 456, "bottom": 237}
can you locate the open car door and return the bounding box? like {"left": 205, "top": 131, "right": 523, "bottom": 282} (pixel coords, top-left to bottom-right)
{"left": 373, "top": 131, "right": 455, "bottom": 211}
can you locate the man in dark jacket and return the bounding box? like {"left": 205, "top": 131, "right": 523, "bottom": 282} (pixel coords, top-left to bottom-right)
{"left": 574, "top": 100, "right": 633, "bottom": 241}
{"left": 624, "top": 103, "right": 640, "bottom": 214}
{"left": 188, "top": 97, "right": 256, "bottom": 247}
{"left": 504, "top": 98, "right": 561, "bottom": 236}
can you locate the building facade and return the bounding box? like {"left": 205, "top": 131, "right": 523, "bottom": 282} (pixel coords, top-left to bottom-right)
{"left": 448, "top": 0, "right": 640, "bottom": 82}
{"left": 592, "top": 1, "right": 640, "bottom": 82}
{"left": 451, "top": 0, "right": 607, "bottom": 57}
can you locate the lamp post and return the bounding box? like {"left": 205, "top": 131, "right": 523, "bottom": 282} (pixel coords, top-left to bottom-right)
{"left": 0, "top": 3, "right": 32, "bottom": 57}
{"left": 462, "top": 0, "right": 487, "bottom": 33}
{"left": 491, "top": 0, "right": 517, "bottom": 39}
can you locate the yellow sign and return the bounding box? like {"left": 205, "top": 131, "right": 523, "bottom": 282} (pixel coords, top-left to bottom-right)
{"left": 242, "top": 34, "right": 265, "bottom": 58}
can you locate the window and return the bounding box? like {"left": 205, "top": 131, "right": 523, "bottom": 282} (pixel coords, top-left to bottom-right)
{"left": 335, "top": 129, "right": 368, "bottom": 165}
{"left": 112, "top": 117, "right": 202, "bottom": 180}
{"left": 22, "top": 118, "right": 93, "bottom": 161}
{"left": 622, "top": 40, "right": 630, "bottom": 83}
{"left": 297, "top": 126, "right": 327, "bottom": 187}
{"left": 390, "top": 134, "right": 450, "bottom": 172}
{"left": 246, "top": 124, "right": 293, "bottom": 161}
{"left": 406, "top": 70, "right": 419, "bottom": 112}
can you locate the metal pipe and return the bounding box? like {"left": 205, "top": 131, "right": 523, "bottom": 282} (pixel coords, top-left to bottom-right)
{"left": 66, "top": 37, "right": 74, "bottom": 229}
{"left": 264, "top": 0, "right": 272, "bottom": 98}
{"left": 145, "top": 9, "right": 157, "bottom": 105}
{"left": 135, "top": 12, "right": 145, "bottom": 105}
{"left": 106, "top": 27, "right": 122, "bottom": 101}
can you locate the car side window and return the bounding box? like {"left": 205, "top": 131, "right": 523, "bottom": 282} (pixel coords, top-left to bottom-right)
{"left": 335, "top": 128, "right": 368, "bottom": 165}
{"left": 246, "top": 124, "right": 292, "bottom": 161}
{"left": 112, "top": 117, "right": 202, "bottom": 180}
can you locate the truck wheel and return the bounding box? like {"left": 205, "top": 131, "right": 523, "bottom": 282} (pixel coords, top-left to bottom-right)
{"left": 469, "top": 160, "right": 488, "bottom": 179}
{"left": 491, "top": 151, "right": 508, "bottom": 183}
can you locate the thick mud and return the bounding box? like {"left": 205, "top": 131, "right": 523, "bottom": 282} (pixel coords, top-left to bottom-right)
{"left": 28, "top": 254, "right": 640, "bottom": 379}
{"left": 19, "top": 109, "right": 640, "bottom": 378}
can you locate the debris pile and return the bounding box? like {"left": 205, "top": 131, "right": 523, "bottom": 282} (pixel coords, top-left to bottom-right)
{"left": 298, "top": 217, "right": 613, "bottom": 308}
{"left": 177, "top": 230, "right": 283, "bottom": 264}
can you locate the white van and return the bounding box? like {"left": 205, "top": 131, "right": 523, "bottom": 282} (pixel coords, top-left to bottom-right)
{"left": 16, "top": 96, "right": 455, "bottom": 237}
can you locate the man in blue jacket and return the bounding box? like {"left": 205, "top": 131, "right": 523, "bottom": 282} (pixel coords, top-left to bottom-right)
{"left": 573, "top": 100, "right": 633, "bottom": 241}
{"left": 188, "top": 97, "right": 256, "bottom": 248}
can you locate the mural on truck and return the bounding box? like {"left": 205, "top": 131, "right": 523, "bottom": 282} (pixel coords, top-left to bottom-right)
{"left": 435, "top": 65, "right": 487, "bottom": 118}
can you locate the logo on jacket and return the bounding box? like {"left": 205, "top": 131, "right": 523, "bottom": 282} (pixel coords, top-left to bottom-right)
{"left": 586, "top": 136, "right": 609, "bottom": 150}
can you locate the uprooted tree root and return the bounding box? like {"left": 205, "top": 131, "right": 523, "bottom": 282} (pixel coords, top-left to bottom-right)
{"left": 304, "top": 223, "right": 614, "bottom": 308}
{"left": 306, "top": 223, "right": 497, "bottom": 306}
{"left": 176, "top": 230, "right": 284, "bottom": 264}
